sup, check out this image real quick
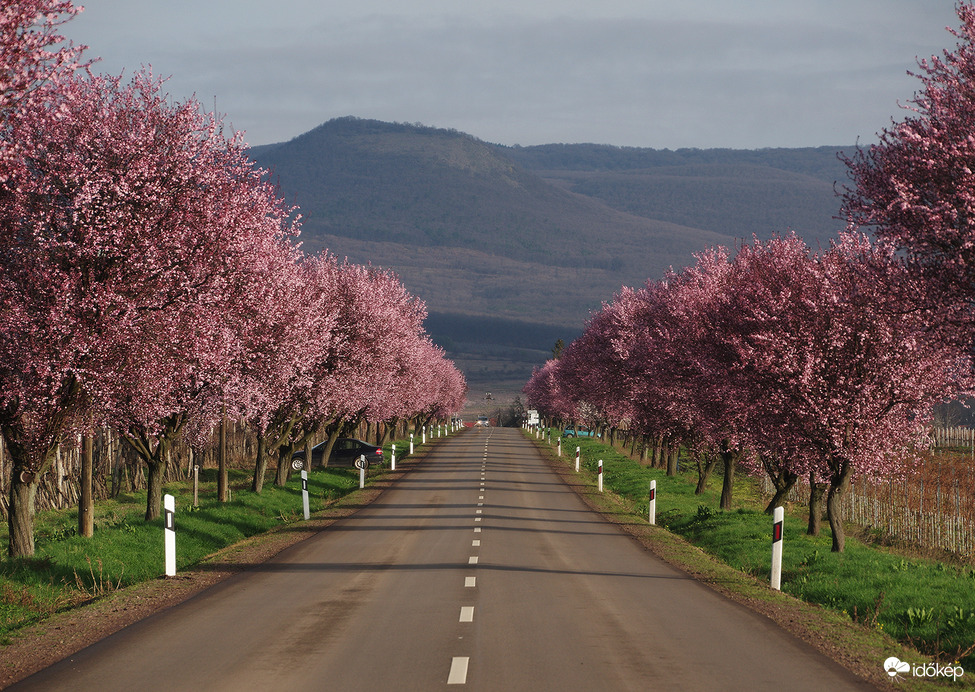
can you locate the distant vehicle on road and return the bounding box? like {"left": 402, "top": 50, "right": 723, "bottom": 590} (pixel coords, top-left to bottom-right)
{"left": 562, "top": 427, "right": 596, "bottom": 438}
{"left": 291, "top": 438, "right": 383, "bottom": 471}
{"left": 475, "top": 416, "right": 491, "bottom": 427}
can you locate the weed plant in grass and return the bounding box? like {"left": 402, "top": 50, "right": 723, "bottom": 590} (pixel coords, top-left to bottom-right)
{"left": 0, "top": 435, "right": 420, "bottom": 640}
{"left": 563, "top": 434, "right": 975, "bottom": 668}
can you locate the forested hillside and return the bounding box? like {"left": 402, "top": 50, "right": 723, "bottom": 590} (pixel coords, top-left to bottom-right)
{"left": 249, "top": 117, "right": 854, "bottom": 397}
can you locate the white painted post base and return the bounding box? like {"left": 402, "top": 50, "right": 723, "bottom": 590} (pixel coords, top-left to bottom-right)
{"left": 649, "top": 480, "right": 656, "bottom": 525}
{"left": 301, "top": 470, "right": 310, "bottom": 520}
{"left": 771, "top": 506, "right": 784, "bottom": 590}
{"left": 164, "top": 494, "right": 176, "bottom": 577}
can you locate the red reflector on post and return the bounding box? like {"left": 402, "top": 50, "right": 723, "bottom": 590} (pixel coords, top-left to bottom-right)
{"left": 773, "top": 521, "right": 783, "bottom": 543}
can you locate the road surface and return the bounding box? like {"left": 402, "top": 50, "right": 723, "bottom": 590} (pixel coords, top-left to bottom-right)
{"left": 10, "top": 427, "right": 874, "bottom": 691}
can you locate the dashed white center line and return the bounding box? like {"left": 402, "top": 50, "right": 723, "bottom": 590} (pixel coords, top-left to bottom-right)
{"left": 447, "top": 657, "right": 469, "bottom": 685}
{"left": 472, "top": 539, "right": 480, "bottom": 546}
{"left": 474, "top": 527, "right": 481, "bottom": 533}
{"left": 460, "top": 606, "right": 474, "bottom": 622}
{"left": 465, "top": 577, "right": 476, "bottom": 587}
{"left": 474, "top": 517, "right": 481, "bottom": 522}
{"left": 469, "top": 556, "right": 478, "bottom": 564}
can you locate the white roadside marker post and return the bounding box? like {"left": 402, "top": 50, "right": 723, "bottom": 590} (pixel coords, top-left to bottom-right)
{"left": 771, "top": 506, "right": 784, "bottom": 590}
{"left": 598, "top": 459, "right": 603, "bottom": 492}
{"left": 301, "top": 470, "right": 310, "bottom": 520}
{"left": 422, "top": 427, "right": 427, "bottom": 444}
{"left": 359, "top": 455, "right": 366, "bottom": 489}
{"left": 649, "top": 480, "right": 656, "bottom": 525}
{"left": 193, "top": 464, "right": 199, "bottom": 507}
{"left": 575, "top": 446, "right": 581, "bottom": 472}
{"left": 410, "top": 433, "right": 414, "bottom": 455}
{"left": 391, "top": 444, "right": 396, "bottom": 471}
{"left": 164, "top": 494, "right": 176, "bottom": 577}
{"left": 557, "top": 438, "right": 562, "bottom": 457}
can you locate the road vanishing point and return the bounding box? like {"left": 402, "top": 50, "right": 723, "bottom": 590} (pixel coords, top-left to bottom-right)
{"left": 10, "top": 428, "right": 874, "bottom": 691}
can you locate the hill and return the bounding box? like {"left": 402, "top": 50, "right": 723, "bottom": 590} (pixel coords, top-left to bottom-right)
{"left": 248, "top": 118, "right": 854, "bottom": 403}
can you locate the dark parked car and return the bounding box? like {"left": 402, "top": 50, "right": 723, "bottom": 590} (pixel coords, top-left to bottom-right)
{"left": 291, "top": 438, "right": 384, "bottom": 471}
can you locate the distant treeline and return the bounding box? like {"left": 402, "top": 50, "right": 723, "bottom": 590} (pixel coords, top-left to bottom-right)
{"left": 499, "top": 142, "right": 852, "bottom": 182}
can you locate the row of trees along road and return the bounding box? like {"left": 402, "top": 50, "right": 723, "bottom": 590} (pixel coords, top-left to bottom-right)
{"left": 526, "top": 2, "right": 975, "bottom": 553}
{"left": 0, "top": 2, "right": 467, "bottom": 558}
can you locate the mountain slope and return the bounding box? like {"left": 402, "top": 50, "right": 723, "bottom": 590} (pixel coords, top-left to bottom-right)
{"left": 251, "top": 117, "right": 731, "bottom": 300}
{"left": 248, "top": 118, "right": 854, "bottom": 399}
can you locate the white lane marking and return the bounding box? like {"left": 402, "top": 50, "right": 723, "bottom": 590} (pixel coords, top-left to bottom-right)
{"left": 469, "top": 556, "right": 478, "bottom": 564}
{"left": 474, "top": 527, "right": 481, "bottom": 533}
{"left": 474, "top": 517, "right": 482, "bottom": 522}
{"left": 472, "top": 539, "right": 480, "bottom": 546}
{"left": 465, "top": 576, "right": 476, "bottom": 587}
{"left": 477, "top": 502, "right": 483, "bottom": 507}
{"left": 448, "top": 657, "right": 469, "bottom": 685}
{"left": 475, "top": 509, "right": 482, "bottom": 514}
{"left": 460, "top": 606, "right": 475, "bottom": 622}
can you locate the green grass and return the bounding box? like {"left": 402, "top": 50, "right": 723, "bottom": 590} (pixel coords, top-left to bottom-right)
{"left": 0, "top": 434, "right": 426, "bottom": 640}
{"left": 558, "top": 433, "right": 975, "bottom": 670}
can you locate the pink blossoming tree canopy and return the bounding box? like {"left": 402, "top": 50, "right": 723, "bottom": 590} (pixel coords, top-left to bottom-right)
{"left": 526, "top": 232, "right": 970, "bottom": 552}
{"left": 0, "top": 1, "right": 86, "bottom": 172}
{"left": 841, "top": 1, "right": 975, "bottom": 302}
{"left": 728, "top": 234, "right": 971, "bottom": 551}
{"left": 246, "top": 252, "right": 342, "bottom": 493}
{"left": 0, "top": 68, "right": 302, "bottom": 549}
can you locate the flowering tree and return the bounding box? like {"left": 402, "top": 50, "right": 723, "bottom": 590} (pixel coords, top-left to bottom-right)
{"left": 528, "top": 232, "right": 969, "bottom": 552}
{"left": 0, "top": 1, "right": 86, "bottom": 173}
{"left": 840, "top": 1, "right": 975, "bottom": 312}
{"left": 246, "top": 253, "right": 340, "bottom": 493}
{"left": 523, "top": 359, "right": 576, "bottom": 426}
{"left": 0, "top": 69, "right": 301, "bottom": 548}
{"left": 718, "top": 234, "right": 969, "bottom": 551}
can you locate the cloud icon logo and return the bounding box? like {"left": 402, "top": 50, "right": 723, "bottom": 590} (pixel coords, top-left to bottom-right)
{"left": 885, "top": 657, "right": 910, "bottom": 677}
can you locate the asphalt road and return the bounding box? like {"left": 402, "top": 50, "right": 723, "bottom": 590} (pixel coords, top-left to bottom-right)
{"left": 10, "top": 427, "right": 874, "bottom": 691}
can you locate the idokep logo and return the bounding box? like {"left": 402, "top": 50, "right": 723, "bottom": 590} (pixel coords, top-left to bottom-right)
{"left": 884, "top": 656, "right": 965, "bottom": 681}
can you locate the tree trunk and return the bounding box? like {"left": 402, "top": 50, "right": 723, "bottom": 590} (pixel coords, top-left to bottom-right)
{"left": 251, "top": 435, "right": 267, "bottom": 494}
{"left": 8, "top": 473, "right": 38, "bottom": 557}
{"left": 145, "top": 455, "right": 165, "bottom": 521}
{"left": 79, "top": 434, "right": 94, "bottom": 538}
{"left": 666, "top": 444, "right": 678, "bottom": 477}
{"left": 275, "top": 443, "right": 293, "bottom": 486}
{"left": 807, "top": 473, "right": 827, "bottom": 536}
{"left": 826, "top": 464, "right": 852, "bottom": 552}
{"left": 719, "top": 444, "right": 738, "bottom": 511}
{"left": 695, "top": 454, "right": 718, "bottom": 494}
{"left": 218, "top": 410, "right": 228, "bottom": 502}
{"left": 320, "top": 427, "right": 343, "bottom": 468}
{"left": 763, "top": 467, "right": 799, "bottom": 514}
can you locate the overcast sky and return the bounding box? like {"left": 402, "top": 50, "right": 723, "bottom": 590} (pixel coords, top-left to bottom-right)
{"left": 64, "top": 1, "right": 961, "bottom": 150}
